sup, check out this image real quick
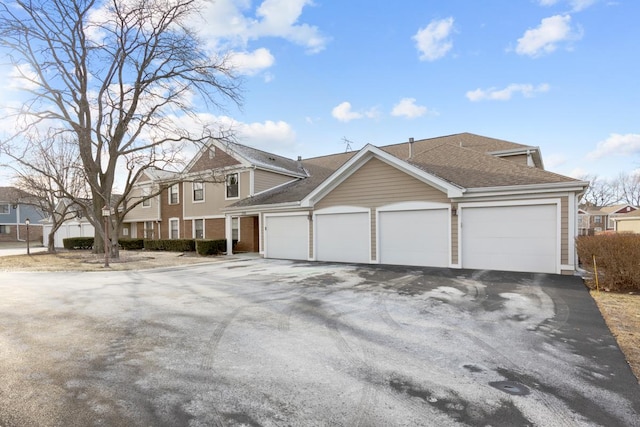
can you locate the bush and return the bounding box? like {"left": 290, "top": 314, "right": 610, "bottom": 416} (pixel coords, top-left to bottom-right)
{"left": 576, "top": 234, "right": 640, "bottom": 292}
{"left": 118, "top": 238, "right": 145, "bottom": 250}
{"left": 144, "top": 239, "right": 196, "bottom": 252}
{"left": 63, "top": 237, "right": 94, "bottom": 250}
{"left": 195, "top": 239, "right": 238, "bottom": 256}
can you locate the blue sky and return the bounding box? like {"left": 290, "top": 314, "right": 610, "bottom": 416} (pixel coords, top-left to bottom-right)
{"left": 1, "top": 0, "right": 639, "bottom": 182}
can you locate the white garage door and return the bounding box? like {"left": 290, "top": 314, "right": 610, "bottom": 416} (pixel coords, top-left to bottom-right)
{"left": 462, "top": 204, "right": 558, "bottom": 273}
{"left": 316, "top": 212, "right": 369, "bottom": 264}
{"left": 265, "top": 215, "right": 308, "bottom": 260}
{"left": 379, "top": 209, "right": 449, "bottom": 267}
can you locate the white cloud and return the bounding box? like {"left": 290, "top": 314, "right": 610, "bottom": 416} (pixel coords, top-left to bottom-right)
{"left": 391, "top": 98, "right": 430, "bottom": 119}
{"left": 7, "top": 64, "right": 40, "bottom": 91}
{"left": 228, "top": 48, "right": 275, "bottom": 75}
{"left": 331, "top": 102, "right": 378, "bottom": 122}
{"left": 587, "top": 133, "right": 640, "bottom": 160}
{"left": 466, "top": 83, "right": 550, "bottom": 101}
{"left": 544, "top": 153, "right": 567, "bottom": 170}
{"left": 413, "top": 17, "right": 455, "bottom": 61}
{"left": 199, "top": 0, "right": 328, "bottom": 54}
{"left": 515, "top": 15, "right": 582, "bottom": 57}
{"left": 537, "top": 0, "right": 597, "bottom": 11}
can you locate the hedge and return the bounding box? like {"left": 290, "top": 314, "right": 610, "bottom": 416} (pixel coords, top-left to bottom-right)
{"left": 144, "top": 239, "right": 196, "bottom": 252}
{"left": 118, "top": 238, "right": 145, "bottom": 250}
{"left": 576, "top": 233, "right": 640, "bottom": 292}
{"left": 195, "top": 239, "right": 238, "bottom": 256}
{"left": 63, "top": 237, "right": 94, "bottom": 250}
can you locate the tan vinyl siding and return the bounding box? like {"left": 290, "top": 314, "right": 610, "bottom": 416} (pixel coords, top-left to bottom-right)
{"left": 126, "top": 185, "right": 160, "bottom": 221}
{"left": 315, "top": 158, "right": 449, "bottom": 210}
{"left": 315, "top": 157, "right": 450, "bottom": 263}
{"left": 183, "top": 170, "right": 252, "bottom": 218}
{"left": 561, "top": 196, "right": 568, "bottom": 264}
{"left": 254, "top": 169, "right": 297, "bottom": 194}
{"left": 499, "top": 153, "right": 529, "bottom": 166}
{"left": 617, "top": 220, "right": 640, "bottom": 233}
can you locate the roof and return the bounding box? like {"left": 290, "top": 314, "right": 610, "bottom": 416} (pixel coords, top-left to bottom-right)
{"left": 226, "top": 142, "right": 307, "bottom": 177}
{"left": 0, "top": 186, "right": 37, "bottom": 203}
{"left": 229, "top": 133, "right": 584, "bottom": 209}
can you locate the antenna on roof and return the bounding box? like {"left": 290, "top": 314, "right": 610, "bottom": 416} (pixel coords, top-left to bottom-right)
{"left": 342, "top": 137, "right": 354, "bottom": 152}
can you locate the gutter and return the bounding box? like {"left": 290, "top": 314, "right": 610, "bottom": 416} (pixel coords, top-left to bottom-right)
{"left": 463, "top": 181, "right": 589, "bottom": 197}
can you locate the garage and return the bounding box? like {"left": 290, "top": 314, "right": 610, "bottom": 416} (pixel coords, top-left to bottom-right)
{"left": 315, "top": 210, "right": 369, "bottom": 264}
{"left": 461, "top": 203, "right": 558, "bottom": 274}
{"left": 264, "top": 214, "right": 308, "bottom": 260}
{"left": 378, "top": 208, "right": 449, "bottom": 267}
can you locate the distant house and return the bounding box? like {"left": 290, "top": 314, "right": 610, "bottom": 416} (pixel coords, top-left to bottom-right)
{"left": 611, "top": 209, "right": 640, "bottom": 234}
{"left": 41, "top": 198, "right": 94, "bottom": 248}
{"left": 123, "top": 133, "right": 589, "bottom": 274}
{"left": 579, "top": 204, "right": 638, "bottom": 234}
{"left": 0, "top": 186, "right": 46, "bottom": 243}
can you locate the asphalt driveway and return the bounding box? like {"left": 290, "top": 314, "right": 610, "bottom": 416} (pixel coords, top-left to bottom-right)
{"left": 0, "top": 259, "right": 638, "bottom": 426}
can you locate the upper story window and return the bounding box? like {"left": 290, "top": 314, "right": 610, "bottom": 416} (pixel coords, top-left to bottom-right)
{"left": 142, "top": 188, "right": 151, "bottom": 207}
{"left": 169, "top": 184, "right": 179, "bottom": 205}
{"left": 0, "top": 204, "right": 9, "bottom": 214}
{"left": 594, "top": 215, "right": 602, "bottom": 224}
{"left": 226, "top": 173, "right": 239, "bottom": 199}
{"left": 193, "top": 181, "right": 204, "bottom": 202}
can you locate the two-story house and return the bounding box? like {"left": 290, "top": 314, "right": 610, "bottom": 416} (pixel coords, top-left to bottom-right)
{"left": 0, "top": 186, "right": 46, "bottom": 243}
{"left": 126, "top": 132, "right": 588, "bottom": 275}
{"left": 579, "top": 204, "right": 638, "bottom": 235}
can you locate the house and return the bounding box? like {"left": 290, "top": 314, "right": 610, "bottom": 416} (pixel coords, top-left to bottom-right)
{"left": 611, "top": 210, "right": 640, "bottom": 234}
{"left": 42, "top": 198, "right": 95, "bottom": 248}
{"left": 122, "top": 168, "right": 180, "bottom": 240}
{"left": 579, "top": 204, "right": 637, "bottom": 234}
{"left": 126, "top": 132, "right": 586, "bottom": 274}
{"left": 215, "top": 133, "right": 588, "bottom": 275}
{"left": 0, "top": 186, "right": 46, "bottom": 243}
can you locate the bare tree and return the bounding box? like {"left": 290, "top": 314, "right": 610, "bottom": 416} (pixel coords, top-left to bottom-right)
{"left": 2, "top": 133, "right": 90, "bottom": 252}
{"left": 579, "top": 174, "right": 619, "bottom": 207}
{"left": 615, "top": 172, "right": 640, "bottom": 206}
{"left": 0, "top": 0, "right": 240, "bottom": 257}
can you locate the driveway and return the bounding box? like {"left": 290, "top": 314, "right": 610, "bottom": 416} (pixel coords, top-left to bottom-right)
{"left": 0, "top": 259, "right": 638, "bottom": 426}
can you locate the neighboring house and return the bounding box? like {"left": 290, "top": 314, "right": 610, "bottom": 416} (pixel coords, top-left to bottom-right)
{"left": 127, "top": 132, "right": 588, "bottom": 275}
{"left": 579, "top": 204, "right": 637, "bottom": 234}
{"left": 611, "top": 210, "right": 640, "bottom": 234}
{"left": 122, "top": 168, "right": 180, "bottom": 240}
{"left": 42, "top": 198, "right": 95, "bottom": 248}
{"left": 0, "top": 186, "right": 45, "bottom": 243}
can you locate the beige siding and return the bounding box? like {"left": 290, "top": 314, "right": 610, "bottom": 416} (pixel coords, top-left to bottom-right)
{"left": 315, "top": 158, "right": 449, "bottom": 210}
{"left": 254, "top": 169, "right": 296, "bottom": 194}
{"left": 126, "top": 184, "right": 160, "bottom": 221}
{"left": 183, "top": 170, "right": 252, "bottom": 218}
{"left": 500, "top": 153, "right": 529, "bottom": 166}
{"left": 617, "top": 220, "right": 640, "bottom": 233}
{"left": 315, "top": 157, "right": 451, "bottom": 262}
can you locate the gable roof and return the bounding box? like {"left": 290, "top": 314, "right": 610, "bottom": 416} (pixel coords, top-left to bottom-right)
{"left": 184, "top": 139, "right": 307, "bottom": 178}
{"left": 227, "top": 133, "right": 586, "bottom": 210}
{"left": 599, "top": 204, "right": 637, "bottom": 214}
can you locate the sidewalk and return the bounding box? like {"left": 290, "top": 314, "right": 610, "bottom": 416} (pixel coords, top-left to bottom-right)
{"left": 0, "top": 242, "right": 47, "bottom": 257}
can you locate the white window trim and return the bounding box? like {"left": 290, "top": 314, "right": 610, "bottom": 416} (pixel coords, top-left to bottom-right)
{"left": 192, "top": 182, "right": 205, "bottom": 203}
{"left": 193, "top": 218, "right": 205, "bottom": 239}
{"left": 168, "top": 184, "right": 180, "bottom": 205}
{"left": 169, "top": 217, "right": 180, "bottom": 239}
{"left": 225, "top": 173, "right": 240, "bottom": 200}
{"left": 0, "top": 203, "right": 9, "bottom": 214}
{"left": 142, "top": 187, "right": 151, "bottom": 208}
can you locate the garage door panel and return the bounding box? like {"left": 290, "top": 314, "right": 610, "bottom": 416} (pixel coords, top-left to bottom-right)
{"left": 379, "top": 209, "right": 449, "bottom": 267}
{"left": 316, "top": 212, "right": 369, "bottom": 264}
{"left": 265, "top": 215, "right": 308, "bottom": 260}
{"left": 462, "top": 204, "right": 557, "bottom": 273}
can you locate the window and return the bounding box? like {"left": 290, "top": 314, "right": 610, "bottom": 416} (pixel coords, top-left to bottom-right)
{"left": 226, "top": 173, "right": 239, "bottom": 199}
{"left": 122, "top": 227, "right": 129, "bottom": 236}
{"left": 194, "top": 219, "right": 204, "bottom": 239}
{"left": 169, "top": 184, "right": 179, "bottom": 205}
{"left": 170, "top": 219, "right": 179, "bottom": 239}
{"left": 193, "top": 181, "right": 204, "bottom": 202}
{"left": 232, "top": 217, "right": 239, "bottom": 240}
{"left": 0, "top": 204, "right": 9, "bottom": 214}
{"left": 142, "top": 188, "right": 151, "bottom": 207}
{"left": 0, "top": 225, "right": 10, "bottom": 234}
{"left": 594, "top": 216, "right": 601, "bottom": 224}
{"left": 144, "top": 221, "right": 154, "bottom": 239}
